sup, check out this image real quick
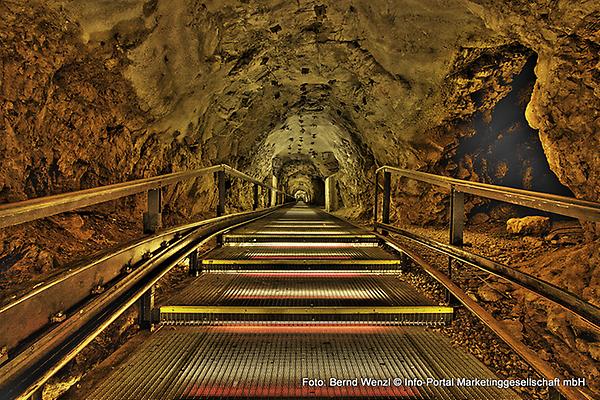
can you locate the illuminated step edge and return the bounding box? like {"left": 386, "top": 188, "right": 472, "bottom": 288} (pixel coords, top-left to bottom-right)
{"left": 225, "top": 233, "right": 376, "bottom": 237}
{"left": 159, "top": 305, "right": 453, "bottom": 314}
{"left": 223, "top": 242, "right": 380, "bottom": 247}
{"left": 158, "top": 305, "right": 455, "bottom": 326}
{"left": 201, "top": 259, "right": 401, "bottom": 265}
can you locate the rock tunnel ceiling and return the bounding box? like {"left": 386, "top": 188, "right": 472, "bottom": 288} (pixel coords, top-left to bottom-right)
{"left": 0, "top": 0, "right": 598, "bottom": 216}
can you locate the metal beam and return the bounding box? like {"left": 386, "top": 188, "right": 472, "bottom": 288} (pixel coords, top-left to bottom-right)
{"left": 0, "top": 210, "right": 278, "bottom": 370}
{"left": 377, "top": 166, "right": 600, "bottom": 222}
{"left": 0, "top": 165, "right": 221, "bottom": 229}
{"left": 216, "top": 170, "right": 226, "bottom": 217}
{"left": 188, "top": 248, "right": 200, "bottom": 277}
{"left": 138, "top": 285, "right": 155, "bottom": 330}
{"left": 381, "top": 171, "right": 391, "bottom": 236}
{"left": 447, "top": 189, "right": 464, "bottom": 303}
{"left": 270, "top": 175, "right": 278, "bottom": 206}
{"left": 373, "top": 170, "right": 380, "bottom": 226}
{"left": 0, "top": 164, "right": 290, "bottom": 230}
{"left": 143, "top": 188, "right": 162, "bottom": 234}
{"left": 0, "top": 207, "right": 282, "bottom": 400}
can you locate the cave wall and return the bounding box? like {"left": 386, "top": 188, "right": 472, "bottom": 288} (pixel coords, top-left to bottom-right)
{"left": 0, "top": 0, "right": 219, "bottom": 219}
{"left": 466, "top": 0, "right": 600, "bottom": 236}
{"left": 1, "top": 0, "right": 597, "bottom": 224}
{"left": 41, "top": 0, "right": 517, "bottom": 216}
{"left": 1, "top": 0, "right": 599, "bottom": 394}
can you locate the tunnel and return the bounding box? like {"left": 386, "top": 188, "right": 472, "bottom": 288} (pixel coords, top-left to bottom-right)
{"left": 0, "top": 1, "right": 599, "bottom": 400}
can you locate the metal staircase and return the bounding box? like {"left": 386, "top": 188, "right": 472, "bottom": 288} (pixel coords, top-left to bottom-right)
{"left": 85, "top": 204, "right": 519, "bottom": 399}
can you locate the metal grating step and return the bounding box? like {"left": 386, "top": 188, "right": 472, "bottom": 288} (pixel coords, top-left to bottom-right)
{"left": 202, "top": 246, "right": 397, "bottom": 261}
{"left": 222, "top": 207, "right": 377, "bottom": 244}
{"left": 160, "top": 273, "right": 451, "bottom": 326}
{"left": 223, "top": 234, "right": 379, "bottom": 244}
{"left": 86, "top": 325, "right": 520, "bottom": 400}
{"left": 165, "top": 273, "right": 433, "bottom": 307}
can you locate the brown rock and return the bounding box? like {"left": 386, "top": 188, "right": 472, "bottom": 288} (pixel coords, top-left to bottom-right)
{"left": 547, "top": 312, "right": 577, "bottom": 348}
{"left": 502, "top": 319, "right": 523, "bottom": 341}
{"left": 575, "top": 339, "right": 590, "bottom": 354}
{"left": 470, "top": 212, "right": 490, "bottom": 225}
{"left": 589, "top": 342, "right": 600, "bottom": 362}
{"left": 489, "top": 204, "right": 519, "bottom": 221}
{"left": 477, "top": 285, "right": 503, "bottom": 302}
{"left": 522, "top": 236, "right": 544, "bottom": 248}
{"left": 506, "top": 216, "right": 551, "bottom": 236}
{"left": 51, "top": 214, "right": 94, "bottom": 240}
{"left": 467, "top": 292, "right": 478, "bottom": 302}
{"left": 488, "top": 281, "right": 514, "bottom": 294}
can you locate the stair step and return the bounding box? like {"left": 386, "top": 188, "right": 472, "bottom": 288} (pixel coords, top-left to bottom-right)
{"left": 159, "top": 305, "right": 454, "bottom": 326}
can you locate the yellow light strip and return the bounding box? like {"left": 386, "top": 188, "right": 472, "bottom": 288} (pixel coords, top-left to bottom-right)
{"left": 223, "top": 242, "right": 378, "bottom": 248}
{"left": 201, "top": 259, "right": 400, "bottom": 265}
{"left": 225, "top": 234, "right": 377, "bottom": 239}
{"left": 160, "top": 305, "right": 454, "bottom": 315}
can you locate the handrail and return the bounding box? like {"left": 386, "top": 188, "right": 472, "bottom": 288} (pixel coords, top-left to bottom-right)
{"left": 325, "top": 208, "right": 594, "bottom": 400}
{"left": 370, "top": 163, "right": 600, "bottom": 399}
{"left": 0, "top": 164, "right": 288, "bottom": 229}
{"left": 0, "top": 207, "right": 281, "bottom": 400}
{"left": 221, "top": 165, "right": 278, "bottom": 190}
{"left": 376, "top": 221, "right": 600, "bottom": 329}
{"left": 376, "top": 166, "right": 600, "bottom": 221}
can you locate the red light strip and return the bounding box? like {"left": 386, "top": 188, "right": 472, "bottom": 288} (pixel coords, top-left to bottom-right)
{"left": 238, "top": 272, "right": 367, "bottom": 278}
{"left": 184, "top": 384, "right": 418, "bottom": 398}
{"left": 208, "top": 324, "right": 397, "bottom": 334}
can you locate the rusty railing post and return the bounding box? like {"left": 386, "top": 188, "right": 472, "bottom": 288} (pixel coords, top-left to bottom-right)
{"left": 253, "top": 184, "right": 259, "bottom": 210}
{"left": 381, "top": 170, "right": 391, "bottom": 236}
{"left": 448, "top": 187, "right": 464, "bottom": 304}
{"left": 143, "top": 188, "right": 162, "bottom": 234}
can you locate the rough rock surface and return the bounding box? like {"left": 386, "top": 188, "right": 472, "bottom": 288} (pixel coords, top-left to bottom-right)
{"left": 44, "top": 0, "right": 521, "bottom": 210}
{"left": 384, "top": 218, "right": 600, "bottom": 397}
{"left": 0, "top": 0, "right": 218, "bottom": 211}
{"left": 2, "top": 0, "right": 598, "bottom": 222}
{"left": 467, "top": 0, "right": 600, "bottom": 237}
{"left": 506, "top": 216, "right": 551, "bottom": 236}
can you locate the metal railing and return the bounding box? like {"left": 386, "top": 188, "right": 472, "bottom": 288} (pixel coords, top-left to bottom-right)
{"left": 0, "top": 164, "right": 290, "bottom": 230}
{"left": 373, "top": 166, "right": 600, "bottom": 400}
{"left": 373, "top": 166, "right": 600, "bottom": 328}
{"left": 0, "top": 208, "right": 279, "bottom": 400}
{"left": 0, "top": 164, "right": 293, "bottom": 399}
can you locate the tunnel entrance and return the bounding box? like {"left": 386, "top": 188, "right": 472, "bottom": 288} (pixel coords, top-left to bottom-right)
{"left": 294, "top": 190, "right": 308, "bottom": 203}
{"left": 252, "top": 111, "right": 374, "bottom": 211}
